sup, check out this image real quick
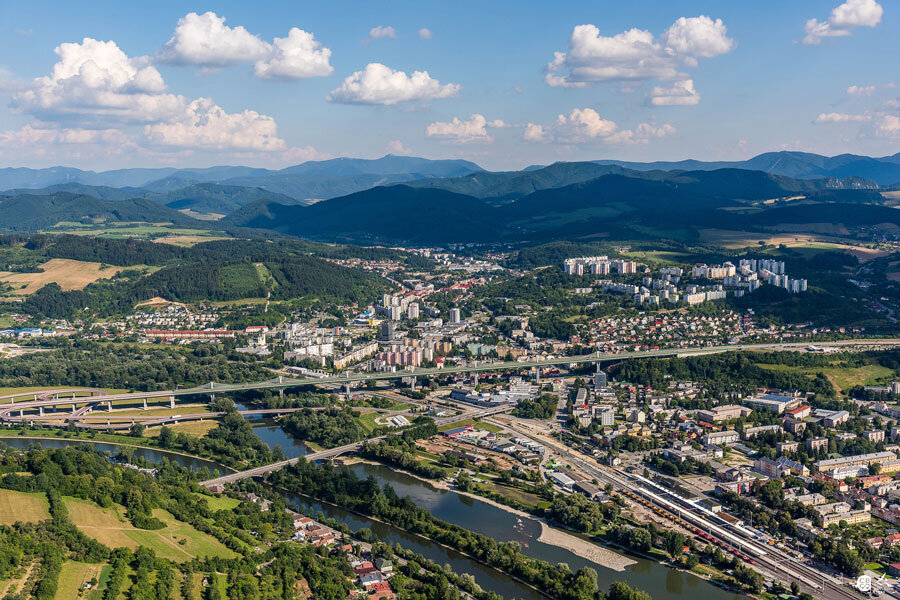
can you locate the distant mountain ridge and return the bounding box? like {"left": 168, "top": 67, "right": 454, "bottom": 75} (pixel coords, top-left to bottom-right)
{"left": 1, "top": 182, "right": 303, "bottom": 215}
{"left": 592, "top": 151, "right": 900, "bottom": 186}
{"left": 403, "top": 161, "right": 877, "bottom": 202}
{"left": 0, "top": 155, "right": 484, "bottom": 200}
{"left": 226, "top": 168, "right": 888, "bottom": 244}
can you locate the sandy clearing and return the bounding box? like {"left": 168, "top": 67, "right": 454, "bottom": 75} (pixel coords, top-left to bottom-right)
{"left": 537, "top": 522, "right": 636, "bottom": 572}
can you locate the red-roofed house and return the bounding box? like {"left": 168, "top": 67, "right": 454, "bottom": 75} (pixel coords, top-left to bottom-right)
{"left": 786, "top": 405, "right": 811, "bottom": 419}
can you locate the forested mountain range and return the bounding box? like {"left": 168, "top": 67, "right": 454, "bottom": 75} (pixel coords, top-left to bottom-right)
{"left": 590, "top": 151, "right": 900, "bottom": 186}
{"left": 0, "top": 155, "right": 484, "bottom": 203}
{"left": 1, "top": 151, "right": 899, "bottom": 243}
{"left": 226, "top": 168, "right": 892, "bottom": 244}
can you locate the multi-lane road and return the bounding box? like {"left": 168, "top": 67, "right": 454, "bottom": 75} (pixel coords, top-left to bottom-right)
{"left": 2, "top": 338, "right": 899, "bottom": 425}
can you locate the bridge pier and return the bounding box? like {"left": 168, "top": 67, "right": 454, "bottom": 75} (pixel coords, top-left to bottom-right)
{"left": 38, "top": 406, "right": 43, "bottom": 417}
{"left": 170, "top": 396, "right": 175, "bottom": 409}
{"left": 279, "top": 388, "right": 284, "bottom": 398}
{"left": 107, "top": 401, "right": 112, "bottom": 412}
{"left": 18, "top": 409, "right": 22, "bottom": 418}
{"left": 345, "top": 383, "right": 351, "bottom": 400}
{"left": 410, "top": 375, "right": 416, "bottom": 391}
{"left": 143, "top": 398, "right": 147, "bottom": 411}
{"left": 71, "top": 403, "right": 76, "bottom": 414}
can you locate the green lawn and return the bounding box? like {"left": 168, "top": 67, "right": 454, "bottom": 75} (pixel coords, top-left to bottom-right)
{"left": 474, "top": 420, "right": 503, "bottom": 433}
{"left": 356, "top": 411, "right": 382, "bottom": 434}
{"left": 438, "top": 418, "right": 474, "bottom": 432}
{"left": 192, "top": 493, "right": 240, "bottom": 512}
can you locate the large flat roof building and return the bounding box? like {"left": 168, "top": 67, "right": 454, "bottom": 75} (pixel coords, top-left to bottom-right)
{"left": 744, "top": 394, "right": 802, "bottom": 414}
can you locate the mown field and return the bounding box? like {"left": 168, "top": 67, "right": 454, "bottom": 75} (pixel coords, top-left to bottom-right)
{"left": 0, "top": 258, "right": 122, "bottom": 295}
{"left": 0, "top": 489, "right": 50, "bottom": 524}
{"left": 53, "top": 561, "right": 103, "bottom": 600}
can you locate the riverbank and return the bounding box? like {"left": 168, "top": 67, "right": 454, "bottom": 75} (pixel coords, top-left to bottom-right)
{"left": 341, "top": 456, "right": 637, "bottom": 573}
{"left": 536, "top": 522, "right": 635, "bottom": 572}
{"left": 271, "top": 481, "right": 555, "bottom": 600}
{"left": 0, "top": 433, "right": 237, "bottom": 472}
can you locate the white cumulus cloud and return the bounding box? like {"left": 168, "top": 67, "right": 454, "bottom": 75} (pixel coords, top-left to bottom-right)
{"left": 11, "top": 37, "right": 304, "bottom": 155}
{"left": 814, "top": 112, "right": 872, "bottom": 123}
{"left": 662, "top": 16, "right": 736, "bottom": 60}
{"left": 158, "top": 12, "right": 332, "bottom": 80}
{"left": 159, "top": 12, "right": 270, "bottom": 66}
{"left": 803, "top": 0, "right": 883, "bottom": 44}
{"left": 254, "top": 28, "right": 333, "bottom": 80}
{"left": 418, "top": 28, "right": 433, "bottom": 40}
{"left": 649, "top": 79, "right": 700, "bottom": 106}
{"left": 847, "top": 84, "right": 876, "bottom": 96}
{"left": 426, "top": 114, "right": 502, "bottom": 143}
{"left": 635, "top": 123, "right": 677, "bottom": 138}
{"left": 545, "top": 15, "right": 733, "bottom": 101}
{"left": 12, "top": 37, "right": 179, "bottom": 125}
{"left": 386, "top": 140, "right": 413, "bottom": 155}
{"left": 366, "top": 26, "right": 397, "bottom": 42}
{"left": 327, "top": 63, "right": 460, "bottom": 105}
{"left": 524, "top": 109, "right": 674, "bottom": 145}
{"left": 144, "top": 98, "right": 285, "bottom": 150}
{"left": 878, "top": 115, "right": 900, "bottom": 136}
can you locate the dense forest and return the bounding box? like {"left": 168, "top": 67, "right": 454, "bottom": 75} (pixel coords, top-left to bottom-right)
{"left": 3, "top": 235, "right": 429, "bottom": 319}
{"left": 0, "top": 341, "right": 270, "bottom": 390}
{"left": 614, "top": 351, "right": 845, "bottom": 397}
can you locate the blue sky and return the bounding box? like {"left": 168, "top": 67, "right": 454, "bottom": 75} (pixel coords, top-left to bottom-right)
{"left": 0, "top": 0, "right": 896, "bottom": 171}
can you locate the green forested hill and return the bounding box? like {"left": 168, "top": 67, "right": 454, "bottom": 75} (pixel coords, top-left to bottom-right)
{"left": 0, "top": 192, "right": 201, "bottom": 231}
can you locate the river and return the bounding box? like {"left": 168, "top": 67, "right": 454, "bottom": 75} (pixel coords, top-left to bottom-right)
{"left": 235, "top": 422, "right": 744, "bottom": 600}
{"left": 0, "top": 425, "right": 745, "bottom": 600}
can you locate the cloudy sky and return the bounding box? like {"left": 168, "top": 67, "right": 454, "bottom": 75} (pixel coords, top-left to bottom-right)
{"left": 0, "top": 0, "right": 895, "bottom": 171}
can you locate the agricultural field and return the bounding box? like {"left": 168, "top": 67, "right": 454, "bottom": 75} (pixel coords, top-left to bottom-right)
{"left": 53, "top": 561, "right": 103, "bottom": 600}
{"left": 155, "top": 234, "right": 230, "bottom": 246}
{"left": 697, "top": 228, "right": 891, "bottom": 261}
{"left": 0, "top": 258, "right": 121, "bottom": 295}
{"left": 0, "top": 489, "right": 50, "bottom": 524}
{"left": 62, "top": 496, "right": 238, "bottom": 562}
